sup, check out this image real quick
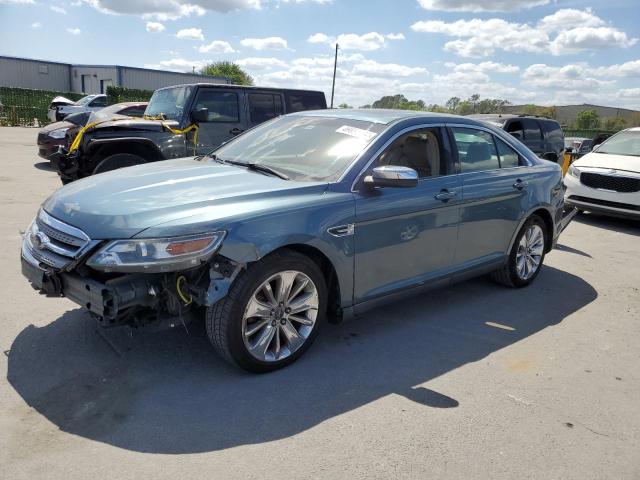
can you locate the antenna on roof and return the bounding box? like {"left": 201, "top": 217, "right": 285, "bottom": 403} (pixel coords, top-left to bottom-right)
{"left": 330, "top": 43, "right": 339, "bottom": 108}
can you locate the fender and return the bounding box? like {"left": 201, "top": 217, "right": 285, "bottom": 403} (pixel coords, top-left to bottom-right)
{"left": 505, "top": 203, "right": 555, "bottom": 255}
{"left": 86, "top": 137, "right": 165, "bottom": 159}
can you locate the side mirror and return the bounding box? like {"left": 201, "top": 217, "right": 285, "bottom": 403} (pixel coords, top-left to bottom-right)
{"left": 191, "top": 108, "right": 209, "bottom": 123}
{"left": 542, "top": 151, "right": 559, "bottom": 162}
{"left": 364, "top": 166, "right": 418, "bottom": 188}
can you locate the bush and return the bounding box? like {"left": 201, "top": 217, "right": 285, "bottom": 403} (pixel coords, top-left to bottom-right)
{"left": 106, "top": 86, "right": 153, "bottom": 104}
{"left": 0, "top": 87, "right": 84, "bottom": 126}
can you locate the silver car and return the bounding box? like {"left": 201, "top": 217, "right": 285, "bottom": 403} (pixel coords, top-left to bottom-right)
{"left": 47, "top": 94, "right": 108, "bottom": 122}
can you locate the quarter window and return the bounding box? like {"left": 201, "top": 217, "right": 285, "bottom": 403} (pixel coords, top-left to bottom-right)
{"left": 495, "top": 137, "right": 521, "bottom": 168}
{"left": 452, "top": 128, "right": 500, "bottom": 173}
{"left": 193, "top": 90, "right": 239, "bottom": 122}
{"left": 376, "top": 128, "right": 445, "bottom": 178}
{"left": 248, "top": 93, "right": 283, "bottom": 125}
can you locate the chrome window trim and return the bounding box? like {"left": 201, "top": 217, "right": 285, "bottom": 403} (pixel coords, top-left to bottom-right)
{"left": 349, "top": 122, "right": 448, "bottom": 192}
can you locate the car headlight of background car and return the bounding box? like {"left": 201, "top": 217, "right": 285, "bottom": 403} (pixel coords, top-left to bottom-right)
{"left": 87, "top": 232, "right": 226, "bottom": 273}
{"left": 48, "top": 128, "right": 69, "bottom": 139}
{"left": 567, "top": 164, "right": 581, "bottom": 179}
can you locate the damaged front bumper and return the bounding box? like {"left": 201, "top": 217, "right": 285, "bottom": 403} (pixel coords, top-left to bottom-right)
{"left": 49, "top": 148, "right": 80, "bottom": 183}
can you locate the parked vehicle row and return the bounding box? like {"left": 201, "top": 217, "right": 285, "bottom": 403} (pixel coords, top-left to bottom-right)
{"left": 49, "top": 83, "right": 327, "bottom": 183}
{"left": 38, "top": 102, "right": 147, "bottom": 159}
{"left": 47, "top": 94, "right": 108, "bottom": 123}
{"left": 22, "top": 109, "right": 573, "bottom": 372}
{"left": 564, "top": 127, "right": 640, "bottom": 219}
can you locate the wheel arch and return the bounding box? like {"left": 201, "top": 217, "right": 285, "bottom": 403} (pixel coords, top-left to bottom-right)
{"left": 268, "top": 243, "right": 343, "bottom": 323}
{"left": 87, "top": 138, "right": 163, "bottom": 164}
{"left": 507, "top": 206, "right": 555, "bottom": 255}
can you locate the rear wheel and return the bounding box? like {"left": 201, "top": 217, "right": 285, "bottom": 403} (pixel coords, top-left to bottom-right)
{"left": 493, "top": 215, "right": 547, "bottom": 288}
{"left": 206, "top": 250, "right": 327, "bottom": 372}
{"left": 93, "top": 153, "right": 145, "bottom": 175}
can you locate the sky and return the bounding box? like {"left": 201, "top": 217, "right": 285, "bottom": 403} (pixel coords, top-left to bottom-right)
{"left": 1, "top": 0, "right": 639, "bottom": 109}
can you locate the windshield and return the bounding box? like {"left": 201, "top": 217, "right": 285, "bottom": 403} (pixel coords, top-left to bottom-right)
{"left": 212, "top": 115, "right": 385, "bottom": 182}
{"left": 596, "top": 131, "right": 640, "bottom": 157}
{"left": 145, "top": 86, "right": 194, "bottom": 121}
{"left": 75, "top": 95, "right": 97, "bottom": 106}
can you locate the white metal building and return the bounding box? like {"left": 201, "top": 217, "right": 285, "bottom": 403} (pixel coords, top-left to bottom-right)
{"left": 0, "top": 55, "right": 229, "bottom": 93}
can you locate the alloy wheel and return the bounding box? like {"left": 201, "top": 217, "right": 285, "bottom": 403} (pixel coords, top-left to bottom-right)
{"left": 242, "top": 270, "right": 319, "bottom": 362}
{"left": 516, "top": 224, "right": 545, "bottom": 280}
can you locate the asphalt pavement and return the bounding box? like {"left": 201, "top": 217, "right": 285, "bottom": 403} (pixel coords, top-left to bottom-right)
{"left": 0, "top": 127, "right": 638, "bottom": 479}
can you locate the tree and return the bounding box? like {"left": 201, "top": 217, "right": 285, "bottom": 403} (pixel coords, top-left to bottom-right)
{"left": 200, "top": 61, "right": 254, "bottom": 86}
{"left": 445, "top": 97, "right": 460, "bottom": 113}
{"left": 575, "top": 110, "right": 600, "bottom": 129}
{"left": 338, "top": 103, "right": 352, "bottom": 109}
{"left": 602, "top": 117, "right": 626, "bottom": 131}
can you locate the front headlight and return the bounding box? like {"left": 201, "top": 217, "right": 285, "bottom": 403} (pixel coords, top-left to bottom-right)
{"left": 86, "top": 231, "right": 226, "bottom": 273}
{"left": 48, "top": 127, "right": 68, "bottom": 139}
{"left": 567, "top": 164, "right": 581, "bottom": 179}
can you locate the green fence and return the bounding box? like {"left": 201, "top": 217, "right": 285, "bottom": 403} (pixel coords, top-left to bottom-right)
{"left": 563, "top": 128, "right": 619, "bottom": 139}
{"left": 0, "top": 87, "right": 85, "bottom": 127}
{"left": 106, "top": 86, "right": 153, "bottom": 105}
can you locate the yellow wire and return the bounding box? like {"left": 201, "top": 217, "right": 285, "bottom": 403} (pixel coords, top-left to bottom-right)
{"left": 176, "top": 276, "right": 193, "bottom": 305}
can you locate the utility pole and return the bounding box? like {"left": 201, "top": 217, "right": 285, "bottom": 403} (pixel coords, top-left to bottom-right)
{"left": 330, "top": 43, "right": 339, "bottom": 108}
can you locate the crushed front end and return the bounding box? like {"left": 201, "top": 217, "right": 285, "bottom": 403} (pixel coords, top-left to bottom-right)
{"left": 21, "top": 209, "right": 235, "bottom": 329}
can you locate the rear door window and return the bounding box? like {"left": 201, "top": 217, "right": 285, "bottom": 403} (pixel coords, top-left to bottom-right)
{"left": 285, "top": 93, "right": 326, "bottom": 112}
{"left": 451, "top": 128, "right": 500, "bottom": 173}
{"left": 505, "top": 120, "right": 524, "bottom": 142}
{"left": 248, "top": 93, "right": 283, "bottom": 125}
{"left": 495, "top": 137, "right": 521, "bottom": 168}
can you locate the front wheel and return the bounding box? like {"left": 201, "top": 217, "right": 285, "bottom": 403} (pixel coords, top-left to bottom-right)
{"left": 206, "top": 250, "right": 327, "bottom": 372}
{"left": 493, "top": 215, "right": 547, "bottom": 288}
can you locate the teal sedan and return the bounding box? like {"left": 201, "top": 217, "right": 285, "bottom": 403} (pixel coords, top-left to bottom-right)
{"left": 21, "top": 109, "right": 571, "bottom": 372}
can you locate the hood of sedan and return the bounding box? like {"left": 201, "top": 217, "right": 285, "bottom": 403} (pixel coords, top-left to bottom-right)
{"left": 574, "top": 152, "right": 640, "bottom": 174}
{"left": 42, "top": 158, "right": 327, "bottom": 239}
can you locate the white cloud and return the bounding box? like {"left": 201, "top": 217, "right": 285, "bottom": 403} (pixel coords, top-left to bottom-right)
{"left": 411, "top": 8, "right": 637, "bottom": 57}
{"left": 176, "top": 27, "right": 204, "bottom": 41}
{"left": 522, "top": 63, "right": 614, "bottom": 90}
{"left": 619, "top": 88, "right": 640, "bottom": 99}
{"left": 80, "top": 0, "right": 259, "bottom": 19}
{"left": 352, "top": 59, "right": 427, "bottom": 77}
{"left": 592, "top": 60, "right": 640, "bottom": 78}
{"left": 417, "top": 0, "right": 551, "bottom": 12}
{"left": 386, "top": 33, "right": 405, "bottom": 40}
{"left": 66, "top": 27, "right": 81, "bottom": 35}
{"left": 145, "top": 21, "right": 165, "bottom": 33}
{"left": 445, "top": 61, "right": 519, "bottom": 74}
{"left": 50, "top": 5, "right": 66, "bottom": 14}
{"left": 0, "top": 0, "right": 35, "bottom": 3}
{"left": 308, "top": 32, "right": 394, "bottom": 51}
{"left": 236, "top": 57, "right": 287, "bottom": 69}
{"left": 30, "top": 21, "right": 42, "bottom": 28}
{"left": 197, "top": 40, "right": 235, "bottom": 53}
{"left": 145, "top": 57, "right": 211, "bottom": 72}
{"left": 240, "top": 36, "right": 288, "bottom": 50}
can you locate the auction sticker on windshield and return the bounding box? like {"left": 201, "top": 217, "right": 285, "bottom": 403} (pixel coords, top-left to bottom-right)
{"left": 336, "top": 125, "right": 377, "bottom": 141}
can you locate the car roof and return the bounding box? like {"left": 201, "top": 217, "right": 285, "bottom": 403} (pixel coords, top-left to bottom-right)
{"left": 291, "top": 108, "right": 470, "bottom": 125}
{"left": 156, "top": 83, "right": 325, "bottom": 95}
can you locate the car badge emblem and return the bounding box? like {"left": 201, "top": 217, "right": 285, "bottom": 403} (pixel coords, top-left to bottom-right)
{"left": 31, "top": 231, "right": 49, "bottom": 250}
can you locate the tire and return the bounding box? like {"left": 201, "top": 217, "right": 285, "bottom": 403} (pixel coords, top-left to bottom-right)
{"left": 492, "top": 215, "right": 547, "bottom": 288}
{"left": 206, "top": 249, "right": 327, "bottom": 373}
{"left": 93, "top": 153, "right": 145, "bottom": 175}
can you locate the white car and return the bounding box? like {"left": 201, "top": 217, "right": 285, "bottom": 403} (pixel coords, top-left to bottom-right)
{"left": 47, "top": 94, "right": 108, "bottom": 122}
{"left": 564, "top": 127, "right": 640, "bottom": 219}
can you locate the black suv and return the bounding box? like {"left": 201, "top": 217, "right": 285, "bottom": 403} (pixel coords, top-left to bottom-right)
{"left": 469, "top": 114, "right": 565, "bottom": 163}
{"left": 51, "top": 83, "right": 327, "bottom": 183}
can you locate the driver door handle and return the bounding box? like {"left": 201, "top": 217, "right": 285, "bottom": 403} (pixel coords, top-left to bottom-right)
{"left": 229, "top": 127, "right": 244, "bottom": 135}
{"left": 435, "top": 190, "right": 457, "bottom": 202}
{"left": 513, "top": 179, "right": 529, "bottom": 190}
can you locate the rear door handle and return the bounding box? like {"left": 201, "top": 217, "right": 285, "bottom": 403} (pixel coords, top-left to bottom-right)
{"left": 229, "top": 128, "right": 244, "bottom": 135}
{"left": 435, "top": 190, "right": 457, "bottom": 202}
{"left": 513, "top": 179, "right": 529, "bottom": 190}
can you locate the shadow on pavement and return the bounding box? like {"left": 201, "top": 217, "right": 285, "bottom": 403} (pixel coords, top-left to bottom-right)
{"left": 7, "top": 266, "right": 596, "bottom": 454}
{"left": 574, "top": 212, "right": 639, "bottom": 236}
